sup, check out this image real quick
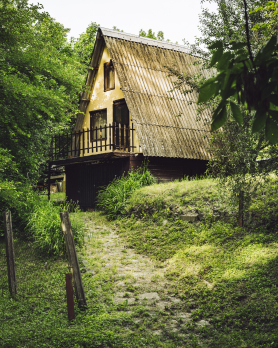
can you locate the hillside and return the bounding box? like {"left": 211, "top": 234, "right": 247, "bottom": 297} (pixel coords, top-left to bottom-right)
{"left": 108, "top": 176, "right": 278, "bottom": 347}
{"left": 1, "top": 176, "right": 278, "bottom": 347}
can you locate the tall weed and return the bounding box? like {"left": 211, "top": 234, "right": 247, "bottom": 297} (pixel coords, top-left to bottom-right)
{"left": 26, "top": 199, "right": 84, "bottom": 256}
{"left": 96, "top": 164, "right": 156, "bottom": 219}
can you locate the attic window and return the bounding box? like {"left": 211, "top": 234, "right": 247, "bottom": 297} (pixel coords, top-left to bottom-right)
{"left": 104, "top": 60, "right": 115, "bottom": 91}
{"left": 90, "top": 109, "right": 107, "bottom": 141}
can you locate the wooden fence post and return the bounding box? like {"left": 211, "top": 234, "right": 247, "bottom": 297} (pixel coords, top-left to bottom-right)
{"left": 239, "top": 191, "right": 244, "bottom": 227}
{"left": 65, "top": 273, "right": 75, "bottom": 321}
{"left": 3, "top": 211, "right": 17, "bottom": 296}
{"left": 60, "top": 212, "right": 86, "bottom": 307}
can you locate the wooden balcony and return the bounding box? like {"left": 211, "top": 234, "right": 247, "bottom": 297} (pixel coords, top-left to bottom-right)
{"left": 51, "top": 123, "right": 140, "bottom": 162}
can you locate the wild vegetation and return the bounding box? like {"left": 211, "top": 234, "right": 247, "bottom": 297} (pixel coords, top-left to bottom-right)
{"left": 3, "top": 175, "right": 278, "bottom": 347}
{"left": 111, "top": 175, "right": 278, "bottom": 347}
{"left": 96, "top": 165, "right": 156, "bottom": 219}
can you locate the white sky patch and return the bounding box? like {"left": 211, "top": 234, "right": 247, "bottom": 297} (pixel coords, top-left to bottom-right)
{"left": 36, "top": 0, "right": 217, "bottom": 45}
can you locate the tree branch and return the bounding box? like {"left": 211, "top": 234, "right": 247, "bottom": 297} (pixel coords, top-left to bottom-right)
{"left": 243, "top": 0, "right": 254, "bottom": 64}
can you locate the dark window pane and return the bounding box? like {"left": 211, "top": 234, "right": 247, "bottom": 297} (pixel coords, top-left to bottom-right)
{"left": 104, "top": 61, "right": 115, "bottom": 91}
{"left": 113, "top": 100, "right": 129, "bottom": 146}
{"left": 90, "top": 109, "right": 107, "bottom": 141}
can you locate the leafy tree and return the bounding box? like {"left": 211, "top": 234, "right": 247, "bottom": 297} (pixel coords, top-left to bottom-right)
{"left": 197, "top": 0, "right": 278, "bottom": 143}
{"left": 139, "top": 29, "right": 167, "bottom": 41}
{"left": 167, "top": 0, "right": 278, "bottom": 208}
{"left": 112, "top": 26, "right": 123, "bottom": 32}
{"left": 72, "top": 22, "right": 99, "bottom": 66}
{"left": 251, "top": 1, "right": 278, "bottom": 39}
{"left": 0, "top": 0, "right": 85, "bottom": 180}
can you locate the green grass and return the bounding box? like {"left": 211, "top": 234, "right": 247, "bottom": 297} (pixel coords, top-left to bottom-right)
{"left": 2, "top": 176, "right": 278, "bottom": 347}
{"left": 0, "top": 222, "right": 199, "bottom": 348}
{"left": 108, "top": 176, "right": 278, "bottom": 347}
{"left": 0, "top": 233, "right": 134, "bottom": 348}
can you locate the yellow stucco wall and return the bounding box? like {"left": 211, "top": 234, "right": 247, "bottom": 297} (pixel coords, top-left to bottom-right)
{"left": 80, "top": 45, "right": 141, "bottom": 156}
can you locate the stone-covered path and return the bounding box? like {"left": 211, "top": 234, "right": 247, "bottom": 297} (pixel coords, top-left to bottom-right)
{"left": 81, "top": 215, "right": 209, "bottom": 346}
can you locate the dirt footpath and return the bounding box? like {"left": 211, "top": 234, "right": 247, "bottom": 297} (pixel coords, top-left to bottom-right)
{"left": 81, "top": 215, "right": 209, "bottom": 346}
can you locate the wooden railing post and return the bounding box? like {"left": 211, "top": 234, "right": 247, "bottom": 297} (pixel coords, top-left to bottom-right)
{"left": 91, "top": 127, "right": 94, "bottom": 153}
{"left": 132, "top": 122, "right": 134, "bottom": 153}
{"left": 104, "top": 124, "right": 107, "bottom": 151}
{"left": 95, "top": 126, "right": 98, "bottom": 152}
{"left": 123, "top": 124, "right": 126, "bottom": 151}
{"left": 128, "top": 125, "right": 130, "bottom": 152}
{"left": 109, "top": 123, "right": 112, "bottom": 150}
{"left": 60, "top": 212, "right": 86, "bottom": 308}
{"left": 113, "top": 122, "right": 116, "bottom": 150}
{"left": 87, "top": 128, "right": 89, "bottom": 153}
{"left": 70, "top": 131, "right": 73, "bottom": 157}
{"left": 3, "top": 211, "right": 17, "bottom": 296}
{"left": 100, "top": 125, "right": 102, "bottom": 152}
{"left": 119, "top": 123, "right": 121, "bottom": 150}
{"left": 82, "top": 128, "right": 85, "bottom": 157}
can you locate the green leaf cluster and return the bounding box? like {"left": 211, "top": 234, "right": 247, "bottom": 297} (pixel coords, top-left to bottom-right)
{"left": 198, "top": 35, "right": 278, "bottom": 142}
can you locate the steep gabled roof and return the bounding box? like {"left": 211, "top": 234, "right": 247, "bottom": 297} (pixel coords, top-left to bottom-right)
{"left": 75, "top": 27, "right": 212, "bottom": 160}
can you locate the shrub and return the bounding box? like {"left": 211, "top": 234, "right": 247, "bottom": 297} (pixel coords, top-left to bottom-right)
{"left": 26, "top": 199, "right": 84, "bottom": 256}
{"left": 0, "top": 148, "right": 84, "bottom": 255}
{"left": 96, "top": 164, "right": 156, "bottom": 219}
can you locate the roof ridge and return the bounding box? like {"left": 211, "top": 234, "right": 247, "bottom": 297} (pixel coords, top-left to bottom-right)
{"left": 99, "top": 27, "right": 191, "bottom": 54}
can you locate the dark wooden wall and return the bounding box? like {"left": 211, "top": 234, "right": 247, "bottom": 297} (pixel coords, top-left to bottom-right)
{"left": 65, "top": 154, "right": 208, "bottom": 209}
{"left": 129, "top": 154, "right": 208, "bottom": 183}
{"left": 65, "top": 158, "right": 129, "bottom": 210}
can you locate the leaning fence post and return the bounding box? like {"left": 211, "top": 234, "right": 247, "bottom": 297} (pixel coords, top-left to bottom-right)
{"left": 3, "top": 211, "right": 17, "bottom": 296}
{"left": 239, "top": 190, "right": 244, "bottom": 227}
{"left": 60, "top": 212, "right": 86, "bottom": 307}
{"left": 65, "top": 273, "right": 75, "bottom": 321}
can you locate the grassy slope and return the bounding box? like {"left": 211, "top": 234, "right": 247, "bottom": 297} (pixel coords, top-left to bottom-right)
{"left": 2, "top": 182, "right": 278, "bottom": 347}
{"left": 112, "top": 177, "right": 278, "bottom": 347}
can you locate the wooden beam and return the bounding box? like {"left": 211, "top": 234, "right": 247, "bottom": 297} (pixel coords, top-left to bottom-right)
{"left": 60, "top": 212, "right": 86, "bottom": 308}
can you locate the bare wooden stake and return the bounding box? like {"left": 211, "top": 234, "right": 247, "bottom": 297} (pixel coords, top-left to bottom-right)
{"left": 65, "top": 273, "right": 75, "bottom": 321}
{"left": 3, "top": 211, "right": 17, "bottom": 296}
{"left": 60, "top": 212, "right": 86, "bottom": 307}
{"left": 239, "top": 191, "right": 244, "bottom": 227}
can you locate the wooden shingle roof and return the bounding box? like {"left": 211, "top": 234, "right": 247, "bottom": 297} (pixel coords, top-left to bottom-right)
{"left": 75, "top": 27, "right": 212, "bottom": 160}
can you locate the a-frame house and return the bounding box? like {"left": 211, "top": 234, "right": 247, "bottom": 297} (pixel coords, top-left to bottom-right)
{"left": 50, "top": 27, "right": 211, "bottom": 209}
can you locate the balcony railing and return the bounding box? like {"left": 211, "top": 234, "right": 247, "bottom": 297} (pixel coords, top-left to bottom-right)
{"left": 51, "top": 123, "right": 140, "bottom": 161}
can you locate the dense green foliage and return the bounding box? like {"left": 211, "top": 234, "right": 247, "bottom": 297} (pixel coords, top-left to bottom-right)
{"left": 198, "top": 35, "right": 278, "bottom": 141}
{"left": 72, "top": 22, "right": 99, "bottom": 66}
{"left": 194, "top": 0, "right": 278, "bottom": 141}
{"left": 0, "top": 0, "right": 86, "bottom": 179}
{"left": 96, "top": 165, "right": 156, "bottom": 219}
{"left": 0, "top": 0, "right": 90, "bottom": 256}
{"left": 26, "top": 198, "right": 84, "bottom": 256}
